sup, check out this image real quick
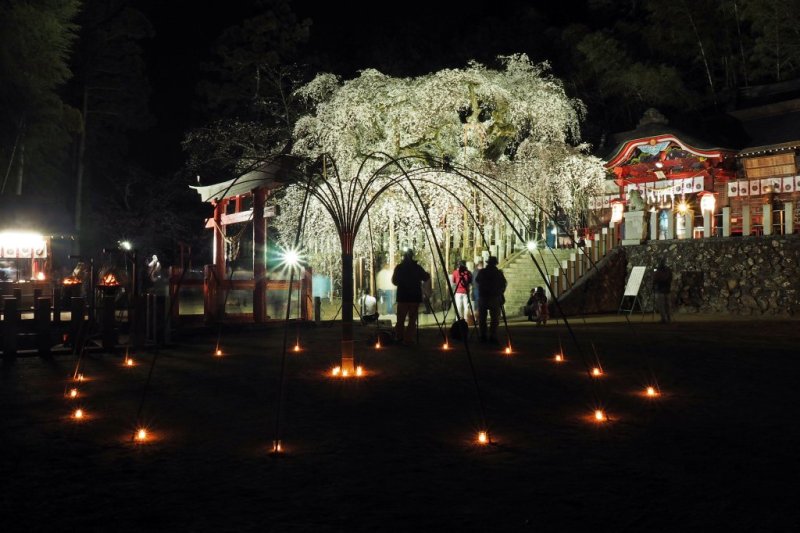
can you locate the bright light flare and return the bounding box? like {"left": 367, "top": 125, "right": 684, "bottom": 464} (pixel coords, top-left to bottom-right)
{"left": 281, "top": 249, "right": 300, "bottom": 267}
{"left": 214, "top": 348, "right": 223, "bottom": 357}
{"left": 442, "top": 342, "right": 449, "bottom": 350}
{"left": 75, "top": 374, "right": 85, "bottom": 382}
{"left": 554, "top": 353, "right": 564, "bottom": 362}
{"left": 526, "top": 241, "right": 537, "bottom": 251}
{"left": 677, "top": 200, "right": 689, "bottom": 214}
{"left": 332, "top": 366, "right": 341, "bottom": 377}
{"left": 272, "top": 440, "right": 283, "bottom": 453}
{"left": 594, "top": 409, "right": 607, "bottom": 422}
{"left": 0, "top": 231, "right": 46, "bottom": 250}
{"left": 342, "top": 369, "right": 350, "bottom": 377}
{"left": 135, "top": 428, "right": 148, "bottom": 442}
{"left": 68, "top": 388, "right": 78, "bottom": 399}
{"left": 356, "top": 366, "right": 363, "bottom": 377}
{"left": 73, "top": 408, "right": 84, "bottom": 420}
{"left": 375, "top": 341, "right": 381, "bottom": 349}
{"left": 592, "top": 367, "right": 603, "bottom": 377}
{"left": 36, "top": 272, "right": 46, "bottom": 281}
{"left": 478, "top": 431, "right": 489, "bottom": 445}
{"left": 293, "top": 344, "right": 301, "bottom": 352}
{"left": 646, "top": 386, "right": 659, "bottom": 397}
{"left": 119, "top": 240, "right": 132, "bottom": 251}
{"left": 504, "top": 346, "right": 512, "bottom": 355}
{"left": 125, "top": 357, "right": 134, "bottom": 367}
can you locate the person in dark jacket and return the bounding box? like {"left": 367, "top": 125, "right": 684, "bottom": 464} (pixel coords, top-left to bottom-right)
{"left": 392, "top": 249, "right": 431, "bottom": 344}
{"left": 474, "top": 256, "right": 507, "bottom": 343}
{"left": 653, "top": 258, "right": 672, "bottom": 323}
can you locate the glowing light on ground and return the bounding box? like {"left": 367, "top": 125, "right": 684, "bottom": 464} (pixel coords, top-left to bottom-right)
{"left": 478, "top": 431, "right": 489, "bottom": 445}
{"left": 356, "top": 366, "right": 363, "bottom": 377}
{"left": 504, "top": 345, "right": 512, "bottom": 355}
{"left": 73, "top": 409, "right": 84, "bottom": 420}
{"left": 332, "top": 366, "right": 341, "bottom": 377}
{"left": 136, "top": 428, "right": 148, "bottom": 442}
{"left": 592, "top": 367, "right": 603, "bottom": 377}
{"left": 555, "top": 353, "right": 564, "bottom": 362}
{"left": 342, "top": 369, "right": 349, "bottom": 377}
{"left": 214, "top": 348, "right": 223, "bottom": 357}
{"left": 442, "top": 342, "right": 449, "bottom": 350}
{"left": 68, "top": 388, "right": 78, "bottom": 399}
{"left": 375, "top": 341, "right": 381, "bottom": 349}
{"left": 646, "top": 386, "right": 659, "bottom": 397}
{"left": 293, "top": 344, "right": 301, "bottom": 352}
{"left": 272, "top": 440, "right": 283, "bottom": 453}
{"left": 594, "top": 409, "right": 607, "bottom": 422}
{"left": 75, "top": 374, "right": 85, "bottom": 382}
{"left": 125, "top": 357, "right": 134, "bottom": 366}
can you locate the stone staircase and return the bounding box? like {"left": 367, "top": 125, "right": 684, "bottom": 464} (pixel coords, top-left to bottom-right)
{"left": 500, "top": 248, "right": 574, "bottom": 316}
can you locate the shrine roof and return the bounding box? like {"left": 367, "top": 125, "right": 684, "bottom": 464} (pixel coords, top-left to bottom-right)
{"left": 190, "top": 155, "right": 304, "bottom": 203}
{"left": 729, "top": 99, "right": 800, "bottom": 155}
{"left": 603, "top": 123, "right": 737, "bottom": 167}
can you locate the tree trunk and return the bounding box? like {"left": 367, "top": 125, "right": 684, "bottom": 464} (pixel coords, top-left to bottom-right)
{"left": 341, "top": 251, "right": 354, "bottom": 373}
{"left": 682, "top": 0, "right": 717, "bottom": 106}
{"left": 75, "top": 86, "right": 88, "bottom": 250}
{"left": 14, "top": 140, "right": 24, "bottom": 195}
{"left": 1, "top": 118, "right": 24, "bottom": 194}
{"left": 733, "top": 0, "right": 749, "bottom": 86}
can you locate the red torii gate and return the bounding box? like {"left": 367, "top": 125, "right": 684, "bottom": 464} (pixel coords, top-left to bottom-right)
{"left": 189, "top": 159, "right": 312, "bottom": 324}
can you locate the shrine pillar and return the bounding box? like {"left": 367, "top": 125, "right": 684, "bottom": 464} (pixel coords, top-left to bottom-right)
{"left": 722, "top": 207, "right": 731, "bottom": 237}
{"left": 742, "top": 205, "right": 751, "bottom": 235}
{"left": 762, "top": 204, "right": 773, "bottom": 235}
{"left": 253, "top": 188, "right": 267, "bottom": 323}
{"left": 209, "top": 199, "right": 227, "bottom": 321}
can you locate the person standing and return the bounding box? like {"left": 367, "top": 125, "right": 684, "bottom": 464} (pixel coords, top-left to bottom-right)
{"left": 376, "top": 262, "right": 395, "bottom": 315}
{"left": 451, "top": 260, "right": 472, "bottom": 321}
{"left": 471, "top": 259, "right": 483, "bottom": 324}
{"left": 533, "top": 286, "right": 548, "bottom": 325}
{"left": 392, "top": 249, "right": 430, "bottom": 344}
{"left": 653, "top": 258, "right": 673, "bottom": 323}
{"left": 475, "top": 256, "right": 506, "bottom": 343}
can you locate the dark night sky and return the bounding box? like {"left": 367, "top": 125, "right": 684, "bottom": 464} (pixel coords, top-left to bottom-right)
{"left": 133, "top": 1, "right": 590, "bottom": 175}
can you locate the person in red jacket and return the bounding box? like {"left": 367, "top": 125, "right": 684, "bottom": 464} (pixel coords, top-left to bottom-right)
{"left": 451, "top": 260, "right": 472, "bottom": 322}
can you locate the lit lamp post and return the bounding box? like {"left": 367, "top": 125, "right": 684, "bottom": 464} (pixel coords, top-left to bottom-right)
{"left": 609, "top": 199, "right": 625, "bottom": 247}
{"left": 610, "top": 199, "right": 625, "bottom": 225}
{"left": 699, "top": 191, "right": 716, "bottom": 238}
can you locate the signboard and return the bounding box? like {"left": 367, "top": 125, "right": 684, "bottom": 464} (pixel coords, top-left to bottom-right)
{"left": 624, "top": 266, "right": 647, "bottom": 297}
{"left": 619, "top": 265, "right": 647, "bottom": 315}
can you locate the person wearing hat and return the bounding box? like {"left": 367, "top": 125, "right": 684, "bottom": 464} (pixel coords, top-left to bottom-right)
{"left": 451, "top": 260, "right": 473, "bottom": 322}
{"left": 474, "top": 256, "right": 507, "bottom": 343}
{"left": 391, "top": 249, "right": 431, "bottom": 344}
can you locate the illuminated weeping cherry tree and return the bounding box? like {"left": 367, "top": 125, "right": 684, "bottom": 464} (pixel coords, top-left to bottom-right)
{"left": 278, "top": 53, "right": 606, "bottom": 289}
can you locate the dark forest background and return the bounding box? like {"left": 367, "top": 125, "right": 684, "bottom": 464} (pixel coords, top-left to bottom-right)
{"left": 2, "top": 0, "right": 798, "bottom": 263}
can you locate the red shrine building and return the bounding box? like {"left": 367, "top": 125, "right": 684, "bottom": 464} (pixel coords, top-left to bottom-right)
{"left": 592, "top": 107, "right": 799, "bottom": 241}
{"left": 187, "top": 157, "right": 313, "bottom": 324}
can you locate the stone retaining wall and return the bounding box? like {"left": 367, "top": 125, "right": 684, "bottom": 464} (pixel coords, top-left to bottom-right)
{"left": 625, "top": 235, "right": 800, "bottom": 316}
{"left": 554, "top": 247, "right": 627, "bottom": 316}
{"left": 554, "top": 235, "right": 800, "bottom": 316}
